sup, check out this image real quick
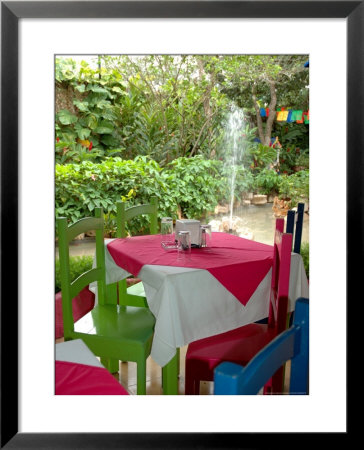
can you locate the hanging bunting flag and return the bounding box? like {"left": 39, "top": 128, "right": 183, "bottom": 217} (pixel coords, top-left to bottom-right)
{"left": 290, "top": 110, "right": 298, "bottom": 121}
{"left": 295, "top": 110, "right": 304, "bottom": 123}
{"left": 277, "top": 110, "right": 289, "bottom": 121}
{"left": 258, "top": 107, "right": 308, "bottom": 124}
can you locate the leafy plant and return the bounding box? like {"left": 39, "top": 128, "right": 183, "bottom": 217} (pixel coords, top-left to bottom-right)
{"left": 247, "top": 144, "right": 277, "bottom": 171}
{"left": 55, "top": 58, "right": 128, "bottom": 163}
{"left": 253, "top": 168, "right": 280, "bottom": 195}
{"left": 277, "top": 174, "right": 294, "bottom": 199}
{"left": 300, "top": 242, "right": 309, "bottom": 279}
{"left": 278, "top": 146, "right": 299, "bottom": 174}
{"left": 55, "top": 156, "right": 169, "bottom": 234}
{"left": 277, "top": 170, "right": 309, "bottom": 205}
{"left": 294, "top": 148, "right": 309, "bottom": 169}
{"left": 163, "top": 156, "right": 224, "bottom": 219}
{"left": 276, "top": 122, "right": 309, "bottom": 151}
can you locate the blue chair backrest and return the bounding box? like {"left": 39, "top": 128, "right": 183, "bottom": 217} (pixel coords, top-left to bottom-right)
{"left": 214, "top": 297, "right": 309, "bottom": 395}
{"left": 286, "top": 202, "right": 304, "bottom": 253}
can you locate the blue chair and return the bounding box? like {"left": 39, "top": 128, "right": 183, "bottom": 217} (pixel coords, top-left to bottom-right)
{"left": 214, "top": 297, "right": 309, "bottom": 395}
{"left": 286, "top": 202, "right": 305, "bottom": 254}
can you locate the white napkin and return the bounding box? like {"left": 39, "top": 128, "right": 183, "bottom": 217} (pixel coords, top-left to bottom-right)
{"left": 175, "top": 219, "right": 201, "bottom": 246}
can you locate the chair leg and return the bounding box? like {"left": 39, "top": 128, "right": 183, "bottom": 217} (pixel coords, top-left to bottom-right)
{"left": 136, "top": 358, "right": 147, "bottom": 395}
{"left": 271, "top": 367, "right": 285, "bottom": 394}
{"left": 263, "top": 376, "right": 273, "bottom": 394}
{"left": 101, "top": 358, "right": 119, "bottom": 374}
{"left": 185, "top": 375, "right": 200, "bottom": 395}
{"left": 176, "top": 348, "right": 180, "bottom": 376}
{"left": 264, "top": 367, "right": 285, "bottom": 394}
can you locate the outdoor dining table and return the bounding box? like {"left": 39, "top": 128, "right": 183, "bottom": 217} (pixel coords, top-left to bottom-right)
{"left": 95, "top": 231, "right": 309, "bottom": 395}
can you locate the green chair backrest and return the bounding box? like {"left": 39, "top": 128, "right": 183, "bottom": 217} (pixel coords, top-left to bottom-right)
{"left": 115, "top": 197, "right": 158, "bottom": 308}
{"left": 116, "top": 197, "right": 158, "bottom": 238}
{"left": 57, "top": 207, "right": 106, "bottom": 338}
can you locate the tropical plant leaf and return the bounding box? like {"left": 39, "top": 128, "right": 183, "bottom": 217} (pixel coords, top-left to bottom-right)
{"left": 57, "top": 109, "right": 78, "bottom": 125}
{"left": 73, "top": 100, "right": 89, "bottom": 112}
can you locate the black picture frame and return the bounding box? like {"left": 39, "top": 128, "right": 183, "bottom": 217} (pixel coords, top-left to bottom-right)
{"left": 1, "top": 1, "right": 357, "bottom": 447}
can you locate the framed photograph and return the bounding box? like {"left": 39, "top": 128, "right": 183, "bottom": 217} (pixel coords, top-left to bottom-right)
{"left": 1, "top": 1, "right": 357, "bottom": 446}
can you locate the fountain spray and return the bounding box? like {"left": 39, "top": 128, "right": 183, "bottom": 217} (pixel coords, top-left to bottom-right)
{"left": 224, "top": 105, "right": 246, "bottom": 233}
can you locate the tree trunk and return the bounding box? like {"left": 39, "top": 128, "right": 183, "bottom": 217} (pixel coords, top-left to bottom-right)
{"left": 264, "top": 81, "right": 277, "bottom": 145}
{"left": 197, "top": 57, "right": 215, "bottom": 151}
{"left": 252, "top": 80, "right": 277, "bottom": 146}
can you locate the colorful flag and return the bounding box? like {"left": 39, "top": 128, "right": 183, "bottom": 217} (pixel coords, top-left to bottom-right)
{"left": 277, "top": 111, "right": 289, "bottom": 121}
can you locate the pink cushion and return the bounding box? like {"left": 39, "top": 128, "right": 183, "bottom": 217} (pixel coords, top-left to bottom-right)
{"left": 186, "top": 324, "right": 277, "bottom": 377}
{"left": 55, "top": 360, "right": 129, "bottom": 395}
{"left": 55, "top": 287, "right": 95, "bottom": 339}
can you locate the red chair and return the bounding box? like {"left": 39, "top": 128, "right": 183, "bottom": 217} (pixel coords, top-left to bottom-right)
{"left": 185, "top": 218, "right": 293, "bottom": 395}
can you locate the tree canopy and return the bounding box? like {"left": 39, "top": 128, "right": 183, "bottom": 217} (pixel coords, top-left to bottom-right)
{"left": 55, "top": 54, "right": 309, "bottom": 166}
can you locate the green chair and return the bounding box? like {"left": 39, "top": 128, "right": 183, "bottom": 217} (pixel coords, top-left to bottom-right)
{"left": 116, "top": 197, "right": 181, "bottom": 384}
{"left": 57, "top": 207, "right": 156, "bottom": 395}
{"left": 116, "top": 197, "right": 158, "bottom": 308}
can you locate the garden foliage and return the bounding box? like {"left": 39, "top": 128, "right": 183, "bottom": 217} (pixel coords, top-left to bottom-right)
{"left": 56, "top": 156, "right": 226, "bottom": 235}
{"left": 55, "top": 55, "right": 309, "bottom": 236}
{"left": 56, "top": 156, "right": 308, "bottom": 236}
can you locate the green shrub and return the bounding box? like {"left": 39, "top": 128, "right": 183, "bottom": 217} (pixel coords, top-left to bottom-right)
{"left": 55, "top": 156, "right": 169, "bottom": 234}
{"left": 163, "top": 156, "right": 224, "bottom": 219}
{"left": 55, "top": 255, "right": 94, "bottom": 293}
{"left": 55, "top": 155, "right": 226, "bottom": 233}
{"left": 277, "top": 170, "right": 309, "bottom": 206}
{"left": 300, "top": 242, "right": 309, "bottom": 279}
{"left": 253, "top": 168, "right": 280, "bottom": 195}
{"left": 55, "top": 153, "right": 309, "bottom": 231}
{"left": 291, "top": 169, "right": 309, "bottom": 201}
{"left": 247, "top": 144, "right": 277, "bottom": 171}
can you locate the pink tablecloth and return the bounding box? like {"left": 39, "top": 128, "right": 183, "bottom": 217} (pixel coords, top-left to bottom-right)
{"left": 107, "top": 232, "right": 273, "bottom": 307}
{"left": 55, "top": 360, "right": 129, "bottom": 395}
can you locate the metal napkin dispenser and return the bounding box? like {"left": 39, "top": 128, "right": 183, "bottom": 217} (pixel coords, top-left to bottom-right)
{"left": 175, "top": 219, "right": 201, "bottom": 246}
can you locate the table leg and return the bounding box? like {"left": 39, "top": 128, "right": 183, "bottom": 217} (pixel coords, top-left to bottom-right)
{"left": 162, "top": 351, "right": 179, "bottom": 395}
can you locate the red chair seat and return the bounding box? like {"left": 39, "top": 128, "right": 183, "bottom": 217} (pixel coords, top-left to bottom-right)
{"left": 186, "top": 324, "right": 277, "bottom": 386}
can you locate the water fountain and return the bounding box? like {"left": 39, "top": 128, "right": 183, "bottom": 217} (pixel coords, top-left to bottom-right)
{"left": 224, "top": 105, "right": 246, "bottom": 233}
{"left": 207, "top": 104, "right": 254, "bottom": 240}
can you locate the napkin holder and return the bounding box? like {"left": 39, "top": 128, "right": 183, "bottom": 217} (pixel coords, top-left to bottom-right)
{"left": 175, "top": 219, "right": 201, "bottom": 246}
